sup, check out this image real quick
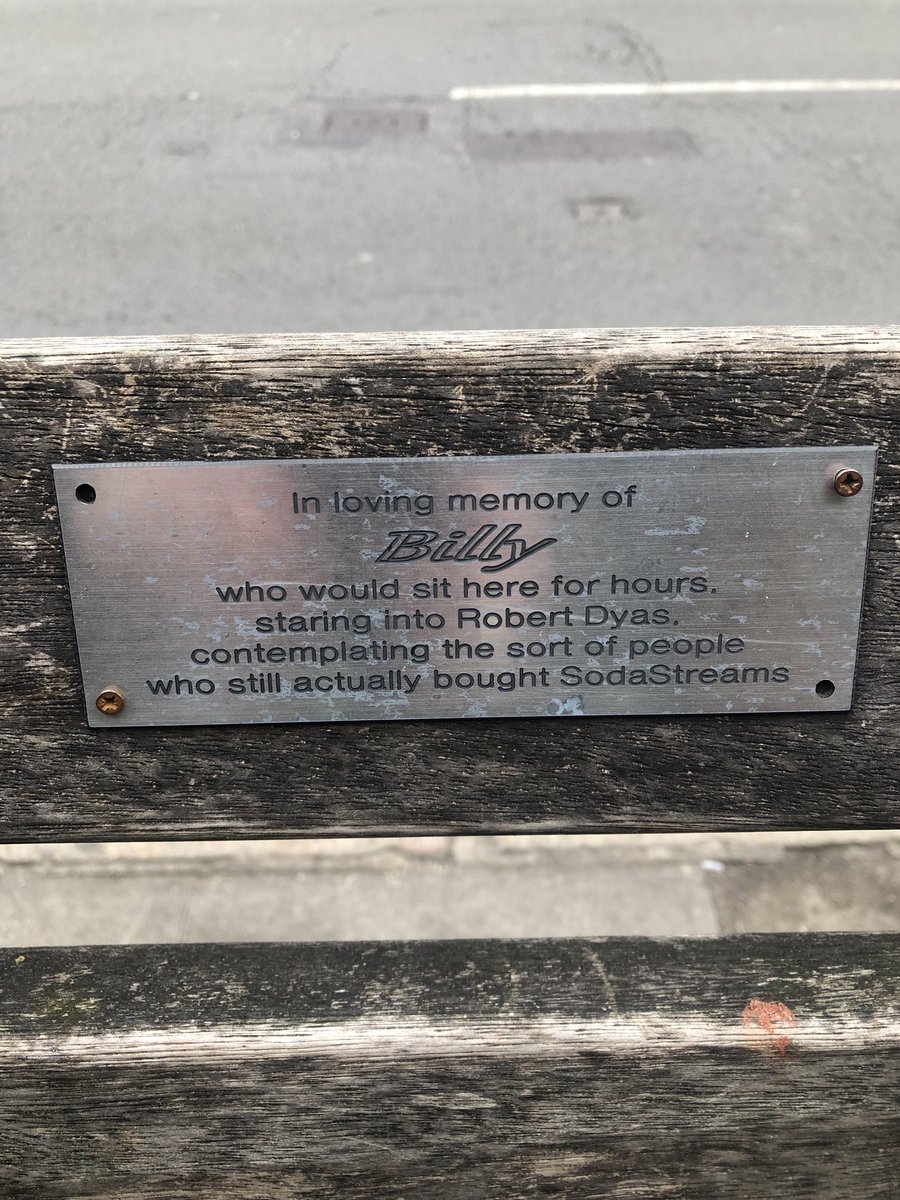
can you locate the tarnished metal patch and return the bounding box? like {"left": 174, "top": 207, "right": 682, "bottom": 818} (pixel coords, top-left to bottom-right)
{"left": 53, "top": 448, "right": 876, "bottom": 729}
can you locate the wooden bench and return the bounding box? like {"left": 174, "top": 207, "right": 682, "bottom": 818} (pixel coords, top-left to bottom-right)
{"left": 1, "top": 328, "right": 898, "bottom": 1197}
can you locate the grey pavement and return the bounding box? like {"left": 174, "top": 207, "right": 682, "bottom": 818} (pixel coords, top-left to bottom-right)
{"left": 2, "top": 0, "right": 900, "bottom": 335}
{"left": 2, "top": 833, "right": 897, "bottom": 945}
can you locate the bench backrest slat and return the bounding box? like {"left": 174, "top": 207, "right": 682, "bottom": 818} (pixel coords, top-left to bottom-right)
{"left": 1, "top": 328, "right": 897, "bottom": 842}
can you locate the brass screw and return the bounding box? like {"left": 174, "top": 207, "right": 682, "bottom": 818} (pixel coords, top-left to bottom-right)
{"left": 96, "top": 688, "right": 125, "bottom": 716}
{"left": 834, "top": 468, "right": 864, "bottom": 497}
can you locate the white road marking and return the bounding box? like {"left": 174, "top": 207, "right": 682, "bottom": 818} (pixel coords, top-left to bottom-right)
{"left": 449, "top": 79, "right": 900, "bottom": 101}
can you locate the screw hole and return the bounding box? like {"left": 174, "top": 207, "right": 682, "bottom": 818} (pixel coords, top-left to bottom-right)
{"left": 815, "top": 679, "right": 836, "bottom": 698}
{"left": 75, "top": 483, "right": 96, "bottom": 504}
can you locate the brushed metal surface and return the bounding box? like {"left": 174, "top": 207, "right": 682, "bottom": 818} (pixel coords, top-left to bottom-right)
{"left": 53, "top": 448, "right": 876, "bottom": 729}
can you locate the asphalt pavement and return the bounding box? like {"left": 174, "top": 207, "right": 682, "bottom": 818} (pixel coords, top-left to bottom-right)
{"left": 2, "top": 0, "right": 900, "bottom": 335}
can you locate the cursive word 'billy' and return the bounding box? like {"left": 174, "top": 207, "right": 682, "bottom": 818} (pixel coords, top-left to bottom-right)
{"left": 376, "top": 524, "right": 557, "bottom": 573}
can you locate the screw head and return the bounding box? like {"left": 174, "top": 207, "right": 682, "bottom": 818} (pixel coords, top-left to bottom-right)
{"left": 834, "top": 468, "right": 864, "bottom": 497}
{"left": 96, "top": 688, "right": 125, "bottom": 716}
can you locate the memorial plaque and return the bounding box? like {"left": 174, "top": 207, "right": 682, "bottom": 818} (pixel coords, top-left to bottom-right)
{"left": 53, "top": 447, "right": 876, "bottom": 729}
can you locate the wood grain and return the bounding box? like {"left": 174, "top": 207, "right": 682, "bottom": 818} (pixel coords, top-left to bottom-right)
{"left": 1, "top": 934, "right": 897, "bottom": 1198}
{"left": 1, "top": 328, "right": 898, "bottom": 841}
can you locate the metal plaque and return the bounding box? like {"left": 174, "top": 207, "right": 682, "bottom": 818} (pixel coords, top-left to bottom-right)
{"left": 53, "top": 447, "right": 876, "bottom": 729}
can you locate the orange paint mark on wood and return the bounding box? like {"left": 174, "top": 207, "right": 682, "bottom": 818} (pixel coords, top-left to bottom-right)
{"left": 741, "top": 998, "right": 797, "bottom": 1055}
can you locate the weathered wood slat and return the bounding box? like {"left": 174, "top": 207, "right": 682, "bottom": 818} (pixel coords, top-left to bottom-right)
{"left": 1, "top": 934, "right": 897, "bottom": 1198}
{"left": 1, "top": 328, "right": 898, "bottom": 841}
